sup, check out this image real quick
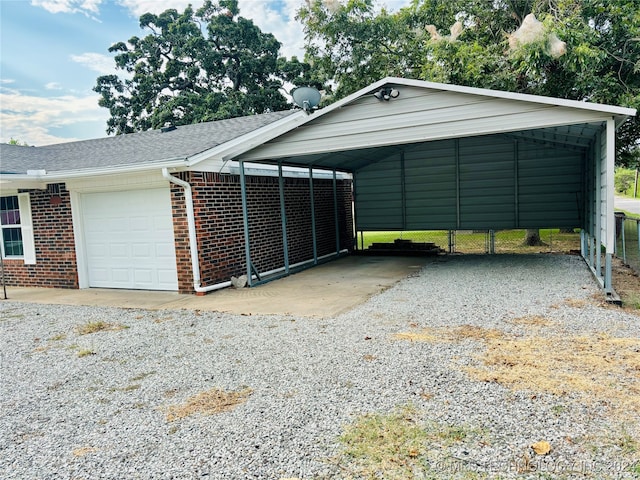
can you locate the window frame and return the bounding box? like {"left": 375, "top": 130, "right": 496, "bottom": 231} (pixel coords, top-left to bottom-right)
{"left": 0, "top": 193, "right": 35, "bottom": 264}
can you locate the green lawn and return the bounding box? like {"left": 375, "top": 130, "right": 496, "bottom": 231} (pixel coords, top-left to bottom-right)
{"left": 357, "top": 229, "right": 581, "bottom": 254}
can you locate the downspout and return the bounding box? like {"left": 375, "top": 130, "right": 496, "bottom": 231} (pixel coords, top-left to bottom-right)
{"left": 162, "top": 168, "right": 231, "bottom": 293}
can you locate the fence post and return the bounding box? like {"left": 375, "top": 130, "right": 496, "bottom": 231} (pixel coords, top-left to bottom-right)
{"left": 622, "top": 217, "right": 627, "bottom": 264}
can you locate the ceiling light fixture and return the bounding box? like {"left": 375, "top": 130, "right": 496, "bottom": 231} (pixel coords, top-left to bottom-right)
{"left": 373, "top": 87, "right": 400, "bottom": 101}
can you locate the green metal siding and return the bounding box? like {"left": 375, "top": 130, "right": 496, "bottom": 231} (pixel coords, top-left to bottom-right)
{"left": 355, "top": 133, "right": 583, "bottom": 231}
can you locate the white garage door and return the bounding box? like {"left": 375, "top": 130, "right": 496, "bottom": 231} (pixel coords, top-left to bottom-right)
{"left": 81, "top": 188, "right": 178, "bottom": 290}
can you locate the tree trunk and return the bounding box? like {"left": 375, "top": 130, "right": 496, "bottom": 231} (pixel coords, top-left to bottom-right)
{"left": 524, "top": 229, "right": 545, "bottom": 246}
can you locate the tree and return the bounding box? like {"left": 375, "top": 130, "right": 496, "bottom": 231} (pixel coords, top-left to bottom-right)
{"left": 94, "top": 0, "right": 314, "bottom": 135}
{"left": 299, "top": 0, "right": 640, "bottom": 245}
{"left": 8, "top": 138, "right": 28, "bottom": 146}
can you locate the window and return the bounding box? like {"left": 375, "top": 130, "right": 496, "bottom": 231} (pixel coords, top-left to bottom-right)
{"left": 0, "top": 194, "right": 35, "bottom": 263}
{"left": 1, "top": 196, "right": 24, "bottom": 256}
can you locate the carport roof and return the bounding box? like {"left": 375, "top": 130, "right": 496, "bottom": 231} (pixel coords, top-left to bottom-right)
{"left": 233, "top": 77, "right": 636, "bottom": 172}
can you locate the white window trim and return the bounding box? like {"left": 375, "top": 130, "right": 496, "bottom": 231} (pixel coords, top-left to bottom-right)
{"left": 1, "top": 193, "right": 36, "bottom": 264}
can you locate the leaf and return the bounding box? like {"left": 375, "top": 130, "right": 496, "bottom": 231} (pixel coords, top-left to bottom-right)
{"left": 531, "top": 440, "right": 552, "bottom": 455}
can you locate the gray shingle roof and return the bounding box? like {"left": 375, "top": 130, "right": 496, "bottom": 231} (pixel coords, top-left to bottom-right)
{"left": 0, "top": 110, "right": 296, "bottom": 175}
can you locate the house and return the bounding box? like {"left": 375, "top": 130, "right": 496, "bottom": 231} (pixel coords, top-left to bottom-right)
{"left": 1, "top": 78, "right": 636, "bottom": 294}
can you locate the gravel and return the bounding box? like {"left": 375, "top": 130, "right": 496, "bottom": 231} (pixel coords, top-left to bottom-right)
{"left": 1, "top": 254, "right": 639, "bottom": 479}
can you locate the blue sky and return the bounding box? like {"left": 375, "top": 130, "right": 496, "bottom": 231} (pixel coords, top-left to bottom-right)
{"left": 0, "top": 0, "right": 409, "bottom": 146}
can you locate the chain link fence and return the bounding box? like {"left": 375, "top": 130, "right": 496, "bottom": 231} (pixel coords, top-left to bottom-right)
{"left": 615, "top": 213, "right": 640, "bottom": 274}
{"left": 356, "top": 229, "right": 582, "bottom": 255}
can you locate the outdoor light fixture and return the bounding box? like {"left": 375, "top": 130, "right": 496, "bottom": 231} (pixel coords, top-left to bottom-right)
{"left": 48, "top": 183, "right": 61, "bottom": 205}
{"left": 291, "top": 87, "right": 322, "bottom": 114}
{"left": 373, "top": 87, "right": 400, "bottom": 101}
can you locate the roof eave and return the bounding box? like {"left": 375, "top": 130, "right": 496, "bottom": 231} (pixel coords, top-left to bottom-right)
{"left": 378, "top": 77, "right": 637, "bottom": 118}
{"left": 0, "top": 158, "right": 187, "bottom": 185}
{"left": 186, "top": 110, "right": 308, "bottom": 165}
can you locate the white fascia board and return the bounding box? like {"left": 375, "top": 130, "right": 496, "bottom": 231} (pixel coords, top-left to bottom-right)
{"left": 0, "top": 158, "right": 187, "bottom": 185}
{"left": 186, "top": 111, "right": 309, "bottom": 166}
{"left": 379, "top": 77, "right": 637, "bottom": 123}
{"left": 224, "top": 163, "right": 351, "bottom": 180}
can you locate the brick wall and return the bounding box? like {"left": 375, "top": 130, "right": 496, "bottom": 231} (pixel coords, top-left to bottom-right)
{"left": 2, "top": 175, "right": 352, "bottom": 294}
{"left": 2, "top": 184, "right": 78, "bottom": 288}
{"left": 170, "top": 172, "right": 353, "bottom": 293}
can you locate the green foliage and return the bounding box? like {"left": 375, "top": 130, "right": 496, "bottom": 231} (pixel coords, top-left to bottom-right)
{"left": 8, "top": 138, "right": 28, "bottom": 146}
{"left": 95, "top": 0, "right": 316, "bottom": 135}
{"left": 615, "top": 167, "right": 637, "bottom": 194}
{"left": 298, "top": 0, "right": 640, "bottom": 164}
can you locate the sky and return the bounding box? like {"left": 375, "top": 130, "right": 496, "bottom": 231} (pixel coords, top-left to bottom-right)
{"left": 0, "top": 0, "right": 409, "bottom": 147}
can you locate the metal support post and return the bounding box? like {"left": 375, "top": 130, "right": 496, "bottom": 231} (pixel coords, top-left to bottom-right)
{"left": 239, "top": 161, "right": 253, "bottom": 287}
{"left": 621, "top": 217, "right": 626, "bottom": 264}
{"left": 333, "top": 170, "right": 340, "bottom": 254}
{"left": 455, "top": 139, "right": 461, "bottom": 229}
{"left": 308, "top": 167, "right": 318, "bottom": 264}
{"left": 605, "top": 253, "right": 613, "bottom": 294}
{"left": 278, "top": 162, "right": 290, "bottom": 274}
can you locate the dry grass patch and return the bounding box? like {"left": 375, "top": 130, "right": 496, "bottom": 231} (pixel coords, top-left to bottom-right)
{"left": 394, "top": 321, "right": 640, "bottom": 417}
{"left": 76, "top": 320, "right": 126, "bottom": 335}
{"left": 164, "top": 387, "right": 252, "bottom": 422}
{"left": 393, "top": 324, "right": 504, "bottom": 343}
{"left": 77, "top": 348, "right": 96, "bottom": 358}
{"left": 467, "top": 332, "right": 640, "bottom": 415}
{"left": 72, "top": 446, "right": 98, "bottom": 457}
{"left": 507, "top": 315, "right": 554, "bottom": 327}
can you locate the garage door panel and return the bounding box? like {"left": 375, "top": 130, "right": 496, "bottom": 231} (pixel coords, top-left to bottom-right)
{"left": 132, "top": 243, "right": 151, "bottom": 258}
{"left": 82, "top": 188, "right": 178, "bottom": 291}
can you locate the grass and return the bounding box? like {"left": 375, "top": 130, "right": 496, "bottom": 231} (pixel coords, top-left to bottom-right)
{"left": 357, "top": 228, "right": 581, "bottom": 254}
{"left": 163, "top": 387, "right": 252, "bottom": 422}
{"left": 77, "top": 348, "right": 96, "bottom": 358}
{"left": 75, "top": 320, "right": 127, "bottom": 335}
{"left": 334, "top": 404, "right": 487, "bottom": 479}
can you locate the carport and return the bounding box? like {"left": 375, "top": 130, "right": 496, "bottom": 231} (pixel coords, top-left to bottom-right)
{"left": 231, "top": 77, "right": 636, "bottom": 294}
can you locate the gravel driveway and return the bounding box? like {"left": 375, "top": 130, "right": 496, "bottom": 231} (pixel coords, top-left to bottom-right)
{"left": 1, "top": 254, "right": 639, "bottom": 479}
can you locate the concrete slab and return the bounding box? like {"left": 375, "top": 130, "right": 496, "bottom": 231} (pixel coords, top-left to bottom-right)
{"left": 1, "top": 255, "right": 431, "bottom": 317}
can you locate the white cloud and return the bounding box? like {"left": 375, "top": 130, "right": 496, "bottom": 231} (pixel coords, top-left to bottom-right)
{"left": 239, "top": 0, "right": 306, "bottom": 59}
{"left": 45, "top": 82, "right": 63, "bottom": 90}
{"left": 70, "top": 52, "right": 116, "bottom": 75}
{"left": 1, "top": 79, "right": 16, "bottom": 85}
{"left": 114, "top": 0, "right": 411, "bottom": 60}
{"left": 116, "top": 0, "right": 202, "bottom": 17}
{"left": 31, "top": 0, "right": 102, "bottom": 16}
{"left": 115, "top": 0, "right": 306, "bottom": 58}
{"left": 0, "top": 87, "right": 109, "bottom": 146}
